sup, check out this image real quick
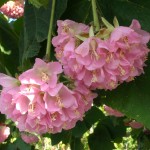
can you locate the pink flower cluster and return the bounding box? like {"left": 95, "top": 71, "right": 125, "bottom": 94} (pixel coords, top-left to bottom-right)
{"left": 0, "top": 124, "right": 10, "bottom": 143}
{"left": 52, "top": 19, "right": 150, "bottom": 90}
{"left": 0, "top": 0, "right": 24, "bottom": 19}
{"left": 0, "top": 58, "right": 97, "bottom": 134}
{"left": 21, "top": 132, "right": 39, "bottom": 144}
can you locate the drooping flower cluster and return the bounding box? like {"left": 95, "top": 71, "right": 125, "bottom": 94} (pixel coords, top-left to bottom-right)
{"left": 0, "top": 58, "right": 97, "bottom": 134}
{"left": 0, "top": 124, "right": 10, "bottom": 143}
{"left": 0, "top": 0, "right": 24, "bottom": 19}
{"left": 21, "top": 132, "right": 39, "bottom": 144}
{"left": 52, "top": 19, "right": 150, "bottom": 90}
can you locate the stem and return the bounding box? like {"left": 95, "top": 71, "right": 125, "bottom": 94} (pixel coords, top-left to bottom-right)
{"left": 45, "top": 0, "right": 56, "bottom": 61}
{"left": 91, "top": 0, "right": 100, "bottom": 31}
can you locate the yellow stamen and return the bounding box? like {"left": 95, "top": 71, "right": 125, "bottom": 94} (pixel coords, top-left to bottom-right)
{"left": 91, "top": 71, "right": 98, "bottom": 83}
{"left": 28, "top": 103, "right": 36, "bottom": 112}
{"left": 109, "top": 81, "right": 116, "bottom": 88}
{"left": 63, "top": 123, "right": 67, "bottom": 129}
{"left": 56, "top": 94, "right": 64, "bottom": 108}
{"left": 74, "top": 110, "right": 80, "bottom": 116}
{"left": 119, "top": 66, "right": 126, "bottom": 76}
{"left": 106, "top": 53, "right": 113, "bottom": 63}
{"left": 41, "top": 72, "right": 49, "bottom": 82}
{"left": 90, "top": 39, "right": 100, "bottom": 60}
{"left": 51, "top": 113, "right": 57, "bottom": 121}
{"left": 123, "top": 36, "right": 128, "bottom": 43}
{"left": 81, "top": 95, "right": 88, "bottom": 105}
{"left": 119, "top": 50, "right": 125, "bottom": 58}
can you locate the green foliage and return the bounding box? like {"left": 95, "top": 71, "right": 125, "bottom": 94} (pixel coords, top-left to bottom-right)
{"left": 7, "top": 138, "right": 32, "bottom": 150}
{"left": 71, "top": 137, "right": 84, "bottom": 150}
{"left": 0, "top": 14, "right": 19, "bottom": 74}
{"left": 88, "top": 123, "right": 115, "bottom": 150}
{"left": 62, "top": 0, "right": 92, "bottom": 24}
{"left": 29, "top": 0, "right": 49, "bottom": 8}
{"left": 50, "top": 130, "right": 72, "bottom": 145}
{"left": 108, "top": 0, "right": 150, "bottom": 31}
{"left": 0, "top": 0, "right": 7, "bottom": 7}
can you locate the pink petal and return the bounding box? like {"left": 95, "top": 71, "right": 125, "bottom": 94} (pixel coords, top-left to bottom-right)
{"left": 0, "top": 73, "right": 19, "bottom": 88}
{"left": 59, "top": 85, "right": 77, "bottom": 108}
{"left": 47, "top": 62, "right": 62, "bottom": 74}
{"left": 16, "top": 95, "right": 29, "bottom": 114}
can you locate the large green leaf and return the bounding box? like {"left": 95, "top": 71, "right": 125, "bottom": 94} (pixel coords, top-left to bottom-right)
{"left": 101, "top": 117, "right": 126, "bottom": 143}
{"left": 62, "top": 0, "right": 92, "bottom": 24}
{"left": 88, "top": 123, "right": 115, "bottom": 150}
{"left": 7, "top": 138, "right": 31, "bottom": 150}
{"left": 70, "top": 137, "right": 84, "bottom": 150}
{"left": 50, "top": 130, "right": 72, "bottom": 145}
{"left": 72, "top": 121, "right": 88, "bottom": 138}
{"left": 29, "top": 0, "right": 49, "bottom": 8}
{"left": 101, "top": 0, "right": 150, "bottom": 31}
{"left": 72, "top": 106, "right": 105, "bottom": 138}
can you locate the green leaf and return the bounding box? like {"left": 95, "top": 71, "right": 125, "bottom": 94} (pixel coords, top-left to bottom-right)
{"left": 0, "top": 114, "right": 6, "bottom": 123}
{"left": 72, "top": 121, "right": 88, "bottom": 138}
{"left": 84, "top": 106, "right": 105, "bottom": 127}
{"left": 29, "top": 0, "right": 49, "bottom": 8}
{"left": 71, "top": 106, "right": 105, "bottom": 138}
{"left": 70, "top": 137, "right": 84, "bottom": 150}
{"left": 105, "top": 0, "right": 150, "bottom": 32}
{"left": 62, "top": 0, "right": 92, "bottom": 24}
{"left": 88, "top": 123, "right": 115, "bottom": 150}
{"left": 50, "top": 130, "right": 72, "bottom": 145}
{"left": 101, "top": 117, "right": 126, "bottom": 143}
{"left": 0, "top": 14, "right": 19, "bottom": 75}
{"left": 11, "top": 18, "right": 23, "bottom": 35}
{"left": 7, "top": 138, "right": 31, "bottom": 150}
{"left": 138, "top": 134, "right": 150, "bottom": 150}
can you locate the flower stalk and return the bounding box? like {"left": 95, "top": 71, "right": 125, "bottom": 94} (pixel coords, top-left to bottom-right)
{"left": 45, "top": 0, "right": 56, "bottom": 61}
{"left": 91, "top": 0, "right": 100, "bottom": 32}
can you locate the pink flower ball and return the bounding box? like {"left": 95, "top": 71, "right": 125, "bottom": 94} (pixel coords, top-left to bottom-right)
{"left": 0, "top": 58, "right": 97, "bottom": 134}
{"left": 0, "top": 124, "right": 10, "bottom": 143}
{"left": 21, "top": 132, "right": 39, "bottom": 144}
{"left": 0, "top": 0, "right": 24, "bottom": 19}
{"left": 52, "top": 19, "right": 150, "bottom": 90}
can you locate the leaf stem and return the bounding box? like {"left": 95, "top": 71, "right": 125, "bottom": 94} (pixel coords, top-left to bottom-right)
{"left": 45, "top": 0, "right": 56, "bottom": 61}
{"left": 91, "top": 0, "right": 100, "bottom": 31}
